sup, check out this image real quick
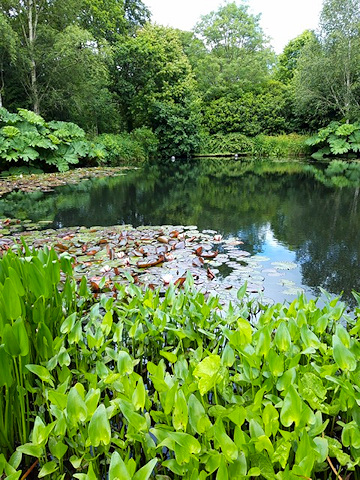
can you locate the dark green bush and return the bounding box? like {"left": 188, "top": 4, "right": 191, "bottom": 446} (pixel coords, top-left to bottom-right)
{"left": 98, "top": 128, "right": 158, "bottom": 166}
{"left": 200, "top": 132, "right": 310, "bottom": 158}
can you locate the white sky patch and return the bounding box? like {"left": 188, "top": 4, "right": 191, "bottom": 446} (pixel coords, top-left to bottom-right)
{"left": 144, "top": 0, "right": 323, "bottom": 53}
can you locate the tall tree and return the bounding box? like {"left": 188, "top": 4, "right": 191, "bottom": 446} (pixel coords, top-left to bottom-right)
{"left": 194, "top": 2, "right": 274, "bottom": 99}
{"left": 114, "top": 24, "right": 201, "bottom": 156}
{"left": 0, "top": 12, "right": 17, "bottom": 107}
{"left": 294, "top": 0, "right": 360, "bottom": 124}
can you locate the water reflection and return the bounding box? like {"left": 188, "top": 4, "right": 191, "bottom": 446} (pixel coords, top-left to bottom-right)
{"left": 0, "top": 159, "right": 359, "bottom": 304}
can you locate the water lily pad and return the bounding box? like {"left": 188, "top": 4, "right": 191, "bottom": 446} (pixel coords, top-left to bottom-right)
{"left": 271, "top": 261, "right": 297, "bottom": 270}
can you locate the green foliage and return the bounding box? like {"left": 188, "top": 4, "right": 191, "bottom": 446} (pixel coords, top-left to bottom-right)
{"left": 294, "top": 0, "right": 360, "bottom": 124}
{"left": 202, "top": 82, "right": 289, "bottom": 136}
{"left": 0, "top": 245, "right": 360, "bottom": 477}
{"left": 275, "top": 30, "right": 316, "bottom": 84}
{"left": 113, "top": 24, "right": 202, "bottom": 158}
{"left": 0, "top": 243, "right": 78, "bottom": 458}
{"left": 0, "top": 107, "right": 105, "bottom": 172}
{"left": 306, "top": 121, "right": 360, "bottom": 159}
{"left": 200, "top": 132, "right": 310, "bottom": 157}
{"left": 194, "top": 2, "right": 274, "bottom": 98}
{"left": 97, "top": 129, "right": 158, "bottom": 166}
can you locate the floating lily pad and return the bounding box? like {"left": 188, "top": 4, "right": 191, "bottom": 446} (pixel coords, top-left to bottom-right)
{"left": 271, "top": 261, "right": 297, "bottom": 270}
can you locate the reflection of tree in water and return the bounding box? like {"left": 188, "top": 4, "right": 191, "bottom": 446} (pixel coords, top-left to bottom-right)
{"left": 2, "top": 159, "right": 360, "bottom": 302}
{"left": 271, "top": 184, "right": 360, "bottom": 302}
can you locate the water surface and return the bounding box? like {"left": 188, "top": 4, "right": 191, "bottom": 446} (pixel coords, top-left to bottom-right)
{"left": 1, "top": 159, "right": 359, "bottom": 304}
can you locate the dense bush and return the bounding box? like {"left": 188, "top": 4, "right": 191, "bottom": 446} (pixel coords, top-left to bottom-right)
{"left": 0, "top": 108, "right": 105, "bottom": 173}
{"left": 200, "top": 132, "right": 310, "bottom": 158}
{"left": 1, "top": 246, "right": 360, "bottom": 478}
{"left": 202, "top": 83, "right": 289, "bottom": 137}
{"left": 98, "top": 128, "right": 159, "bottom": 166}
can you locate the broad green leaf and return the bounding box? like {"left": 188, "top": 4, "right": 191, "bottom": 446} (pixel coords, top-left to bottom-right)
{"left": 26, "top": 364, "right": 54, "bottom": 385}
{"left": 60, "top": 312, "right": 76, "bottom": 334}
{"left": 117, "top": 351, "right": 134, "bottom": 375}
{"left": 48, "top": 439, "right": 68, "bottom": 460}
{"left": 188, "top": 393, "right": 211, "bottom": 434}
{"left": 67, "top": 385, "right": 87, "bottom": 425}
{"left": 17, "top": 443, "right": 43, "bottom": 457}
{"left": 173, "top": 389, "right": 188, "bottom": 431}
{"left": 3, "top": 278, "right": 22, "bottom": 320}
{"left": 0, "top": 344, "right": 13, "bottom": 387}
{"left": 214, "top": 420, "right": 238, "bottom": 462}
{"left": 193, "top": 354, "right": 221, "bottom": 395}
{"left": 132, "top": 377, "right": 146, "bottom": 411}
{"left": 38, "top": 461, "right": 58, "bottom": 478}
{"left": 332, "top": 335, "right": 356, "bottom": 371}
{"left": 263, "top": 404, "right": 279, "bottom": 437}
{"left": 274, "top": 322, "right": 291, "bottom": 352}
{"left": 32, "top": 417, "right": 55, "bottom": 445}
{"left": 133, "top": 458, "right": 158, "bottom": 480}
{"left": 88, "top": 404, "right": 111, "bottom": 446}
{"left": 109, "top": 452, "right": 131, "bottom": 480}
{"left": 280, "top": 385, "right": 302, "bottom": 427}
{"left": 118, "top": 399, "right": 148, "bottom": 431}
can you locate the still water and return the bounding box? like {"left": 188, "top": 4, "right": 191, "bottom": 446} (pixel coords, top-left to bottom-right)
{"left": 1, "top": 159, "right": 360, "bottom": 305}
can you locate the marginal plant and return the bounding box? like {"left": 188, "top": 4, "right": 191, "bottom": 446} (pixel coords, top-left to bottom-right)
{"left": 0, "top": 107, "right": 106, "bottom": 173}
{"left": 306, "top": 121, "right": 360, "bottom": 160}
{"left": 1, "top": 246, "right": 360, "bottom": 478}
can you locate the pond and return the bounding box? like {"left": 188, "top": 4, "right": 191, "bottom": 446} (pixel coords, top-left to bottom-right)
{"left": 1, "top": 158, "right": 359, "bottom": 305}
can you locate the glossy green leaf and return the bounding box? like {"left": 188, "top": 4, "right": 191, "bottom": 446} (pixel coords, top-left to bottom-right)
{"left": 214, "top": 420, "right": 238, "bottom": 462}
{"left": 88, "top": 404, "right": 111, "bottom": 446}
{"left": 132, "top": 377, "right": 146, "bottom": 411}
{"left": 117, "top": 351, "right": 134, "bottom": 375}
{"left": 38, "top": 461, "right": 58, "bottom": 478}
{"left": 280, "top": 385, "right": 302, "bottom": 427}
{"left": 66, "top": 385, "right": 87, "bottom": 425}
{"left": 26, "top": 364, "right": 53, "bottom": 385}
{"left": 3, "top": 278, "right": 22, "bottom": 320}
{"left": 0, "top": 344, "right": 13, "bottom": 387}
{"left": 109, "top": 452, "right": 131, "bottom": 480}
{"left": 188, "top": 393, "right": 211, "bottom": 434}
{"left": 193, "top": 354, "right": 221, "bottom": 395}
{"left": 274, "top": 322, "right": 291, "bottom": 352}
{"left": 173, "top": 389, "right": 188, "bottom": 431}
{"left": 133, "top": 458, "right": 158, "bottom": 480}
{"left": 332, "top": 334, "right": 357, "bottom": 371}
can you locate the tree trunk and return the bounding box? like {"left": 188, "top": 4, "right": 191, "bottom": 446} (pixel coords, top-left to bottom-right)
{"left": 28, "top": 0, "right": 40, "bottom": 113}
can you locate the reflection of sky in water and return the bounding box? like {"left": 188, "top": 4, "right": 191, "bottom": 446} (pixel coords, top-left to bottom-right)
{"left": 255, "top": 225, "right": 315, "bottom": 303}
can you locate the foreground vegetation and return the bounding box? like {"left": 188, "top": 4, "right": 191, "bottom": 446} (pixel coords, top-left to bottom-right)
{"left": 0, "top": 244, "right": 360, "bottom": 478}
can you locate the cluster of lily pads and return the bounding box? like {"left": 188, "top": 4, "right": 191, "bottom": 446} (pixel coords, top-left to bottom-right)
{"left": 0, "top": 243, "right": 360, "bottom": 479}
{"left": 0, "top": 167, "right": 130, "bottom": 197}
{"left": 0, "top": 221, "right": 302, "bottom": 305}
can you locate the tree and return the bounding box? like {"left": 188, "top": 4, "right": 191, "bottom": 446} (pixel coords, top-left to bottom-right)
{"left": 294, "top": 0, "right": 360, "bottom": 125}
{"left": 193, "top": 2, "right": 274, "bottom": 100}
{"left": 42, "top": 25, "right": 119, "bottom": 133}
{"left": 275, "top": 30, "right": 315, "bottom": 84}
{"left": 0, "top": 13, "right": 17, "bottom": 108}
{"left": 114, "top": 24, "right": 201, "bottom": 157}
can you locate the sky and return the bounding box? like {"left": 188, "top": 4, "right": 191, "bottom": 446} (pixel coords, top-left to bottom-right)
{"left": 143, "top": 0, "right": 324, "bottom": 53}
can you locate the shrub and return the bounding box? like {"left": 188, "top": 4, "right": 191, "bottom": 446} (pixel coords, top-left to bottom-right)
{"left": 0, "top": 107, "right": 106, "bottom": 173}
{"left": 98, "top": 128, "right": 158, "bottom": 166}
{"left": 199, "top": 132, "right": 310, "bottom": 158}
{"left": 306, "top": 121, "right": 360, "bottom": 160}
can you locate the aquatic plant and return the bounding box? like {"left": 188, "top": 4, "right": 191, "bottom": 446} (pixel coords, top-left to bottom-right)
{"left": 0, "top": 244, "right": 360, "bottom": 478}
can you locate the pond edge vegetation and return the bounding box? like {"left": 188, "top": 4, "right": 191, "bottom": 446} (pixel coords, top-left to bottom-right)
{"left": 0, "top": 244, "right": 360, "bottom": 479}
